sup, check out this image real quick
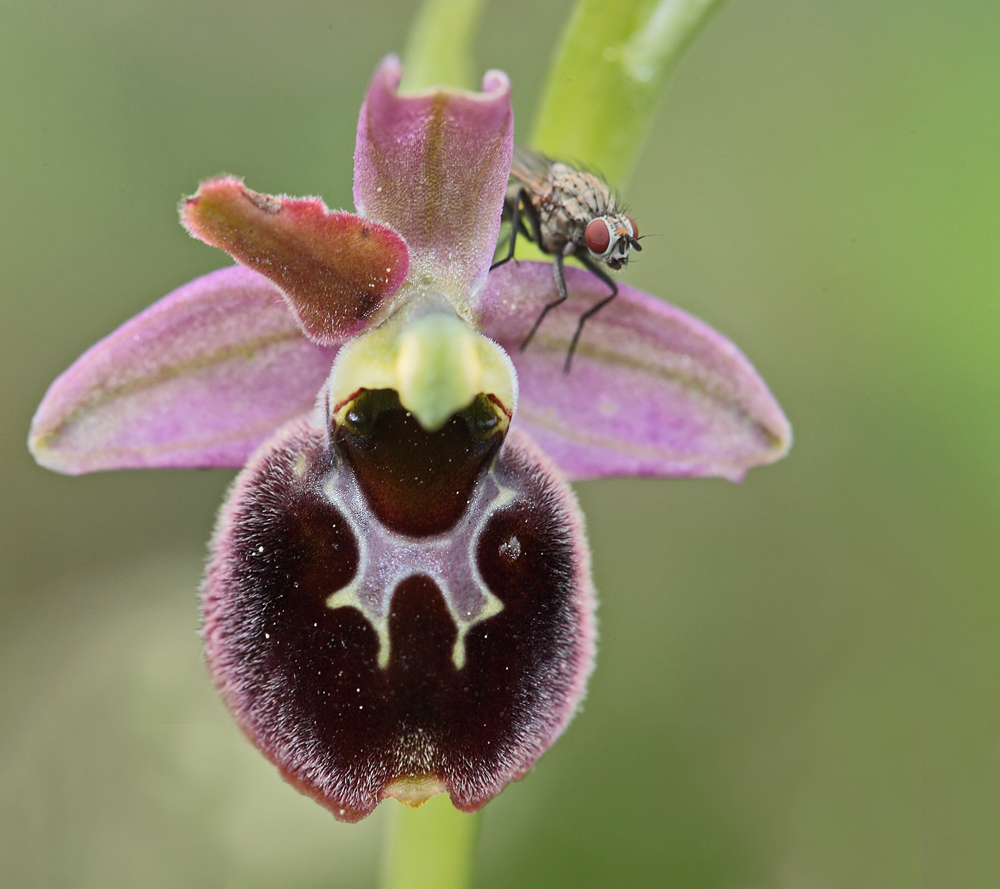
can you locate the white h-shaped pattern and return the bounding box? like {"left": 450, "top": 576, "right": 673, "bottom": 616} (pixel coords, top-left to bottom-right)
{"left": 322, "top": 457, "right": 516, "bottom": 670}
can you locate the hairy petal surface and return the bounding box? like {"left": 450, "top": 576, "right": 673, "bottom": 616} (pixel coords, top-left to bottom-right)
{"left": 182, "top": 177, "right": 410, "bottom": 345}
{"left": 204, "top": 403, "right": 595, "bottom": 821}
{"left": 476, "top": 262, "right": 791, "bottom": 482}
{"left": 354, "top": 56, "right": 513, "bottom": 309}
{"left": 30, "top": 267, "right": 336, "bottom": 474}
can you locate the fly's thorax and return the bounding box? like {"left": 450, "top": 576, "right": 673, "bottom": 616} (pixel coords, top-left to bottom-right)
{"left": 543, "top": 166, "right": 619, "bottom": 260}
{"left": 549, "top": 165, "right": 614, "bottom": 225}
{"left": 507, "top": 152, "right": 639, "bottom": 270}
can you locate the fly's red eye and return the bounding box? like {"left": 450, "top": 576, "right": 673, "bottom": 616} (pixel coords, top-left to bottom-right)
{"left": 625, "top": 215, "right": 638, "bottom": 239}
{"left": 584, "top": 219, "right": 611, "bottom": 255}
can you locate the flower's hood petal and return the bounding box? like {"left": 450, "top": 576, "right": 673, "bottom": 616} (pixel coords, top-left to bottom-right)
{"left": 353, "top": 56, "right": 513, "bottom": 311}
{"left": 476, "top": 263, "right": 792, "bottom": 482}
{"left": 182, "top": 177, "right": 409, "bottom": 345}
{"left": 29, "top": 266, "right": 337, "bottom": 474}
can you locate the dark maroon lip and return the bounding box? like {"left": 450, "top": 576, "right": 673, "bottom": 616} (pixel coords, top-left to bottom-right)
{"left": 203, "top": 400, "right": 595, "bottom": 821}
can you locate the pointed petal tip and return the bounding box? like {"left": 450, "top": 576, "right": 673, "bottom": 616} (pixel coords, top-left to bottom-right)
{"left": 374, "top": 53, "right": 402, "bottom": 90}
{"left": 769, "top": 412, "right": 794, "bottom": 460}
{"left": 371, "top": 55, "right": 509, "bottom": 101}
{"left": 713, "top": 431, "right": 791, "bottom": 484}
{"left": 180, "top": 175, "right": 242, "bottom": 220}
{"left": 715, "top": 387, "right": 792, "bottom": 483}
{"left": 27, "top": 427, "right": 76, "bottom": 476}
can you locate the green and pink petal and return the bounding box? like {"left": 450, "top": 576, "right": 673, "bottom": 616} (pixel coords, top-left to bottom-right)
{"left": 354, "top": 55, "right": 513, "bottom": 310}
{"left": 182, "top": 178, "right": 409, "bottom": 345}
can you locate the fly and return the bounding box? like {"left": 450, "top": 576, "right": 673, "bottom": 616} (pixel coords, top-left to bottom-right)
{"left": 490, "top": 145, "right": 641, "bottom": 370}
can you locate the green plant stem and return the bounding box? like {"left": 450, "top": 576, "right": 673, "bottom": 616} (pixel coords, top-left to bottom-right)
{"left": 531, "top": 0, "right": 726, "bottom": 188}
{"left": 401, "top": 0, "right": 486, "bottom": 93}
{"left": 379, "top": 796, "right": 482, "bottom": 889}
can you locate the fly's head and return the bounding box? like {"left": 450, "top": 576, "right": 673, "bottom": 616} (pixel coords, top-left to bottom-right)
{"left": 583, "top": 214, "right": 641, "bottom": 269}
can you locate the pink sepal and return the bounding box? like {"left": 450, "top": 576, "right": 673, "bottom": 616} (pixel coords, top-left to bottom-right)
{"left": 30, "top": 266, "right": 336, "bottom": 474}
{"left": 476, "top": 262, "right": 791, "bottom": 482}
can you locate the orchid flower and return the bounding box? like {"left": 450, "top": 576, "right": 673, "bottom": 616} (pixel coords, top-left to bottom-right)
{"left": 28, "top": 57, "right": 790, "bottom": 823}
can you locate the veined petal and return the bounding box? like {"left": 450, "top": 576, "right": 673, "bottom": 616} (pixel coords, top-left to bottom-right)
{"left": 29, "top": 267, "right": 337, "bottom": 474}
{"left": 182, "top": 177, "right": 409, "bottom": 345}
{"left": 354, "top": 56, "right": 513, "bottom": 310}
{"left": 476, "top": 262, "right": 791, "bottom": 482}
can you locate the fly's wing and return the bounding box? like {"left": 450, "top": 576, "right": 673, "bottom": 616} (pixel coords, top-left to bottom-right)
{"left": 509, "top": 145, "right": 554, "bottom": 194}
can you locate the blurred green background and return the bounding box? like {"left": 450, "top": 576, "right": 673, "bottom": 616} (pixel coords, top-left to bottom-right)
{"left": 2, "top": 1, "right": 997, "bottom": 886}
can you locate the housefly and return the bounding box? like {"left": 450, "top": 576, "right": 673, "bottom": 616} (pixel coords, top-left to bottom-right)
{"left": 491, "top": 145, "right": 641, "bottom": 370}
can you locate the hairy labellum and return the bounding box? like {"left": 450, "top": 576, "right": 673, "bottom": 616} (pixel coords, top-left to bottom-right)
{"left": 203, "top": 391, "right": 596, "bottom": 821}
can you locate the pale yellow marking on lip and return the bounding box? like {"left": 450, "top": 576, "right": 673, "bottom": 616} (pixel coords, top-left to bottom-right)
{"left": 384, "top": 773, "right": 446, "bottom": 808}
{"left": 325, "top": 584, "right": 393, "bottom": 669}
{"left": 450, "top": 590, "right": 504, "bottom": 670}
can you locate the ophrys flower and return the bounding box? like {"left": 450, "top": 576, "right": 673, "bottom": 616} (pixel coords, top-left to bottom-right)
{"left": 29, "top": 57, "right": 790, "bottom": 822}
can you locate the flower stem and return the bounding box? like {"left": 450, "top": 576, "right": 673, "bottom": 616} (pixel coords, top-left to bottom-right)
{"left": 378, "top": 796, "right": 482, "bottom": 889}
{"left": 401, "top": 0, "right": 486, "bottom": 93}
{"left": 532, "top": 0, "right": 727, "bottom": 188}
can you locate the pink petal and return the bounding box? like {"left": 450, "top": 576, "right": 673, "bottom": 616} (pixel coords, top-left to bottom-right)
{"left": 182, "top": 178, "right": 409, "bottom": 345}
{"left": 29, "top": 267, "right": 337, "bottom": 474}
{"left": 476, "top": 263, "right": 792, "bottom": 482}
{"left": 353, "top": 56, "right": 513, "bottom": 306}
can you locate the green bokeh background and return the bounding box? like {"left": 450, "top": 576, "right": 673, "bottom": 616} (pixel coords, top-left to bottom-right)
{"left": 2, "top": 1, "right": 997, "bottom": 886}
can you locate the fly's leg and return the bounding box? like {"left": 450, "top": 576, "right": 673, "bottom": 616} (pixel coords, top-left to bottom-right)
{"left": 491, "top": 187, "right": 532, "bottom": 270}
{"left": 521, "top": 252, "right": 569, "bottom": 352}
{"left": 564, "top": 255, "right": 618, "bottom": 371}
{"left": 490, "top": 193, "right": 562, "bottom": 354}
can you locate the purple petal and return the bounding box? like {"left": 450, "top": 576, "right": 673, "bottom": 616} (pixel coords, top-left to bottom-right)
{"left": 353, "top": 56, "right": 513, "bottom": 305}
{"left": 29, "top": 267, "right": 337, "bottom": 474}
{"left": 476, "top": 262, "right": 792, "bottom": 482}
{"left": 182, "top": 177, "right": 409, "bottom": 345}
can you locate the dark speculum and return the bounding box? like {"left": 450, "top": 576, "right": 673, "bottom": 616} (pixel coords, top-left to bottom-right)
{"left": 336, "top": 389, "right": 503, "bottom": 536}
{"left": 203, "top": 399, "right": 595, "bottom": 821}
